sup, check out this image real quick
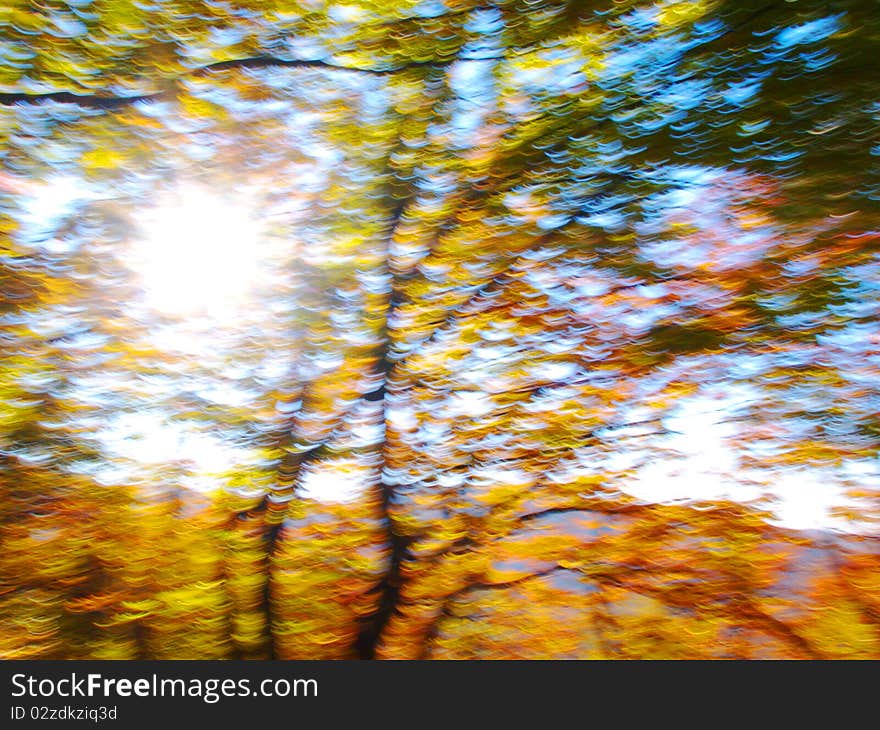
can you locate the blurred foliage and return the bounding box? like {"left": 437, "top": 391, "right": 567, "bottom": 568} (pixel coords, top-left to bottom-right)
{"left": 0, "top": 0, "right": 878, "bottom": 659}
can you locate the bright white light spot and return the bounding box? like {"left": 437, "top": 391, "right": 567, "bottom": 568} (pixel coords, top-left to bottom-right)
{"left": 23, "top": 176, "right": 84, "bottom": 225}
{"left": 767, "top": 473, "right": 848, "bottom": 531}
{"left": 628, "top": 401, "right": 743, "bottom": 503}
{"left": 622, "top": 396, "right": 856, "bottom": 531}
{"left": 451, "top": 390, "right": 494, "bottom": 417}
{"left": 100, "top": 411, "right": 248, "bottom": 492}
{"left": 133, "top": 187, "right": 262, "bottom": 317}
{"left": 298, "top": 459, "right": 372, "bottom": 503}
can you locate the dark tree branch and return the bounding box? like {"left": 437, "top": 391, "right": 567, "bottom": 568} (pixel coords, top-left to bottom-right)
{"left": 739, "top": 602, "right": 826, "bottom": 660}
{"left": 355, "top": 194, "right": 416, "bottom": 660}
{"left": 196, "top": 56, "right": 445, "bottom": 77}
{"left": 0, "top": 91, "right": 158, "bottom": 109}
{"left": 0, "top": 54, "right": 498, "bottom": 108}
{"left": 356, "top": 67, "right": 458, "bottom": 658}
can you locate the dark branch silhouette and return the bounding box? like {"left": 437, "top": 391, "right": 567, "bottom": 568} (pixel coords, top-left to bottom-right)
{"left": 0, "top": 54, "right": 505, "bottom": 109}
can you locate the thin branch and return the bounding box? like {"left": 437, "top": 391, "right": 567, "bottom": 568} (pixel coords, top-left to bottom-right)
{"left": 739, "top": 602, "right": 827, "bottom": 660}
{"left": 0, "top": 91, "right": 158, "bottom": 109}
{"left": 355, "top": 157, "right": 420, "bottom": 660}
{"left": 0, "top": 57, "right": 441, "bottom": 109}
{"left": 0, "top": 50, "right": 515, "bottom": 108}
{"left": 196, "top": 56, "right": 445, "bottom": 77}
{"left": 0, "top": 0, "right": 613, "bottom": 111}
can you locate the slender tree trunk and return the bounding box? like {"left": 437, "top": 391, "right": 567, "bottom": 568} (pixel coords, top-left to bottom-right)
{"left": 356, "top": 192, "right": 409, "bottom": 659}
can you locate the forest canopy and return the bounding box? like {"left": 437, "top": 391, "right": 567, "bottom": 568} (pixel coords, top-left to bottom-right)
{"left": 0, "top": 0, "right": 878, "bottom": 659}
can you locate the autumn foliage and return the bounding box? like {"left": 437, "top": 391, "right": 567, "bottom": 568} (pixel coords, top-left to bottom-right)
{"left": 0, "top": 0, "right": 878, "bottom": 659}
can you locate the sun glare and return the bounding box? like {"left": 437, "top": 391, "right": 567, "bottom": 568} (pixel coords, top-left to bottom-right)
{"left": 134, "top": 187, "right": 262, "bottom": 317}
